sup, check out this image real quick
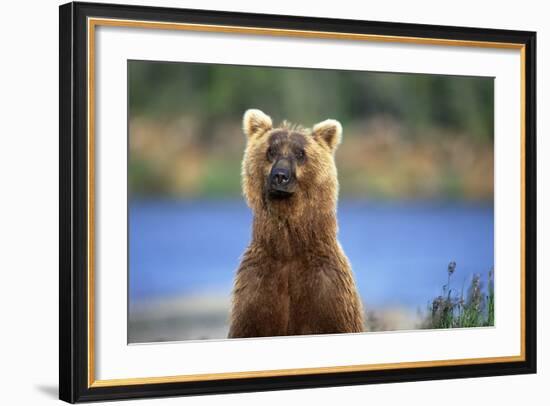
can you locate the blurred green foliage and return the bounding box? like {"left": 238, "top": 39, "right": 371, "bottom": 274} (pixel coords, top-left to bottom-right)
{"left": 130, "top": 61, "right": 493, "bottom": 142}
{"left": 128, "top": 61, "right": 494, "bottom": 200}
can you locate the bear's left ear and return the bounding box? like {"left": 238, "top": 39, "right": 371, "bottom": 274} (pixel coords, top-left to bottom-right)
{"left": 312, "top": 119, "right": 342, "bottom": 152}
{"left": 243, "top": 109, "right": 272, "bottom": 138}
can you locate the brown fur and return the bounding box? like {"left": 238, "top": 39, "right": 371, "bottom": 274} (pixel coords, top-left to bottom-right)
{"left": 228, "top": 109, "right": 364, "bottom": 338}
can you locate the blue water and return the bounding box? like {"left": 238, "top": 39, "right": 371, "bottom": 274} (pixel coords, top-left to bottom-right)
{"left": 129, "top": 200, "right": 493, "bottom": 309}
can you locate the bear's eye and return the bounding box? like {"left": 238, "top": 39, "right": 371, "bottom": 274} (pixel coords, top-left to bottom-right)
{"left": 295, "top": 149, "right": 305, "bottom": 161}
{"left": 267, "top": 146, "right": 276, "bottom": 161}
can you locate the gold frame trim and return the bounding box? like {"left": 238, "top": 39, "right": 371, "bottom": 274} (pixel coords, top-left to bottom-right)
{"left": 87, "top": 17, "right": 527, "bottom": 388}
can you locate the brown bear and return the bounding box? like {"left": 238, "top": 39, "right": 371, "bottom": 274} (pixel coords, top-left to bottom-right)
{"left": 228, "top": 109, "right": 364, "bottom": 338}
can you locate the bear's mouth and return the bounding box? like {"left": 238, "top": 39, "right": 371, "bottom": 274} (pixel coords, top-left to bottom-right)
{"left": 268, "top": 189, "right": 294, "bottom": 200}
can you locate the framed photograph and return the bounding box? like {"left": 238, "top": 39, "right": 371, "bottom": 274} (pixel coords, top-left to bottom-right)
{"left": 59, "top": 1, "right": 537, "bottom": 403}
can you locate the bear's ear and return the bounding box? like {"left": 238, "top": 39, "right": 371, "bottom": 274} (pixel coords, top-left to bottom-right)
{"left": 243, "top": 109, "right": 272, "bottom": 138}
{"left": 312, "top": 119, "right": 342, "bottom": 152}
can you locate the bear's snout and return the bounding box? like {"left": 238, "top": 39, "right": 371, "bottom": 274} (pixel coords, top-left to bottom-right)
{"left": 271, "top": 167, "right": 290, "bottom": 186}
{"left": 268, "top": 159, "right": 295, "bottom": 198}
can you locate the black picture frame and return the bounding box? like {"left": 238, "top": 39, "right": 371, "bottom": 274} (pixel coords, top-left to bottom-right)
{"left": 59, "top": 1, "right": 537, "bottom": 403}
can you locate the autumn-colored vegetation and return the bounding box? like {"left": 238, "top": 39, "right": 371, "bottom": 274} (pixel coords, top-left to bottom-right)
{"left": 128, "top": 61, "right": 494, "bottom": 201}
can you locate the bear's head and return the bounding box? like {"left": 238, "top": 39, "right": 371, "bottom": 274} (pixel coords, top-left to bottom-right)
{"left": 241, "top": 109, "right": 342, "bottom": 218}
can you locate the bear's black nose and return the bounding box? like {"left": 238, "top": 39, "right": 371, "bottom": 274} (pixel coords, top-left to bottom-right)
{"left": 271, "top": 168, "right": 290, "bottom": 186}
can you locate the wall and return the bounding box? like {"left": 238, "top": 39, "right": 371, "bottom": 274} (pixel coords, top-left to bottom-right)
{"left": 0, "top": 0, "right": 546, "bottom": 404}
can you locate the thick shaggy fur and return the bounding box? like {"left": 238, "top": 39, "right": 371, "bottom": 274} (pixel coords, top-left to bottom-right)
{"left": 228, "top": 109, "right": 364, "bottom": 338}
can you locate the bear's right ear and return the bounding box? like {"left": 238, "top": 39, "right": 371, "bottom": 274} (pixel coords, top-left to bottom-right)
{"left": 312, "top": 119, "right": 342, "bottom": 152}
{"left": 243, "top": 109, "right": 272, "bottom": 138}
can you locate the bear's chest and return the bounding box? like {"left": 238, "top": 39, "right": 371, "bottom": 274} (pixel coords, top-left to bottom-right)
{"left": 267, "top": 259, "right": 333, "bottom": 331}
